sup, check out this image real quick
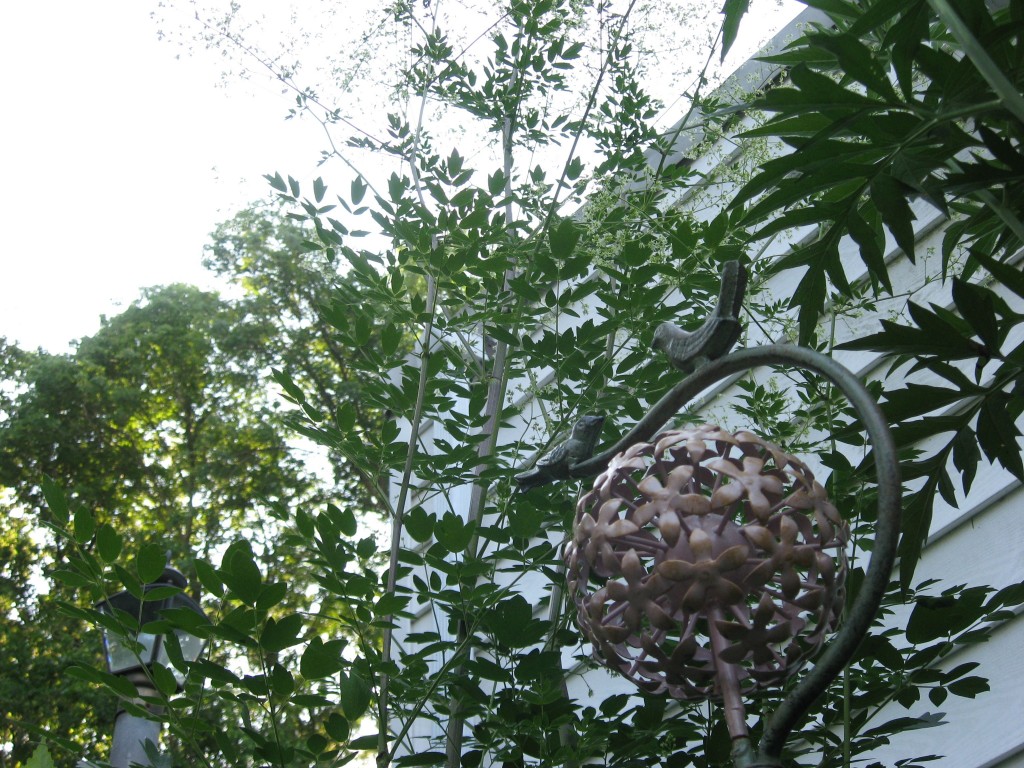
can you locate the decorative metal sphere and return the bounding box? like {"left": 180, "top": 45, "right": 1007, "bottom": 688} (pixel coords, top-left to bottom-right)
{"left": 564, "top": 425, "right": 848, "bottom": 699}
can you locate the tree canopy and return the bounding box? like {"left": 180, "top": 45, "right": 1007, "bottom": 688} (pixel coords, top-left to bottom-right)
{"left": 0, "top": 270, "right": 373, "bottom": 764}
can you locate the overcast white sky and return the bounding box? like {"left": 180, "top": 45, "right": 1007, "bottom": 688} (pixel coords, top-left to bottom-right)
{"left": 0, "top": 0, "right": 328, "bottom": 353}
{"left": 0, "top": 0, "right": 801, "bottom": 355}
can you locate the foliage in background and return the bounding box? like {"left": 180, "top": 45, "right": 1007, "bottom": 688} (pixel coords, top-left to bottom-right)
{"left": 204, "top": 205, "right": 394, "bottom": 512}
{"left": 24, "top": 0, "right": 1024, "bottom": 767}
{"left": 0, "top": 270, "right": 382, "bottom": 765}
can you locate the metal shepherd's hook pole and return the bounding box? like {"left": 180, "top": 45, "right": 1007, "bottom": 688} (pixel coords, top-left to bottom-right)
{"left": 518, "top": 260, "right": 901, "bottom": 768}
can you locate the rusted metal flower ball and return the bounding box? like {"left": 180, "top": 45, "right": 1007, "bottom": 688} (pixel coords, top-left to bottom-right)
{"left": 564, "top": 425, "right": 848, "bottom": 699}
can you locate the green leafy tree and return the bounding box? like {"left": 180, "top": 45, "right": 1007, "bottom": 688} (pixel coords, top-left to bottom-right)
{"left": 1, "top": 285, "right": 327, "bottom": 766}
{"left": 203, "top": 205, "right": 394, "bottom": 514}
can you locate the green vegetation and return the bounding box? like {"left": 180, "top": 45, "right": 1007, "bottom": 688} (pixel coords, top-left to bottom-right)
{"left": 5, "top": 0, "right": 1024, "bottom": 767}
{"left": 0, "top": 215, "right": 385, "bottom": 766}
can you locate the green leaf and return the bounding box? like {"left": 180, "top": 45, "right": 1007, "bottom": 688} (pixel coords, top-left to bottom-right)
{"left": 847, "top": 206, "right": 891, "bottom": 293}
{"left": 313, "top": 177, "right": 326, "bottom": 203}
{"left": 301, "top": 637, "right": 346, "bottom": 679}
{"left": 150, "top": 661, "right": 179, "bottom": 697}
{"left": 951, "top": 278, "right": 1000, "bottom": 350}
{"left": 719, "top": 0, "right": 750, "bottom": 61}
{"left": 261, "top": 614, "right": 305, "bottom": 653}
{"left": 548, "top": 218, "right": 581, "bottom": 258}
{"left": 381, "top": 323, "right": 402, "bottom": 356}
{"left": 484, "top": 595, "right": 540, "bottom": 648}
{"left": 327, "top": 503, "right": 358, "bottom": 537}
{"left": 270, "top": 663, "right": 295, "bottom": 696}
{"left": 271, "top": 367, "right": 307, "bottom": 404}
{"left": 870, "top": 174, "right": 917, "bottom": 261}
{"left": 325, "top": 713, "right": 350, "bottom": 742}
{"left": 929, "top": 0, "right": 1024, "bottom": 124}
{"left": 948, "top": 676, "right": 990, "bottom": 698}
{"left": 952, "top": 426, "right": 982, "bottom": 496}
{"left": 257, "top": 581, "right": 288, "bottom": 611}
{"left": 340, "top": 671, "right": 371, "bottom": 720}
{"left": 884, "top": 383, "right": 981, "bottom": 423}
{"left": 776, "top": 63, "right": 889, "bottom": 113}
{"left": 114, "top": 564, "right": 144, "bottom": 598}
{"left": 789, "top": 257, "right": 828, "bottom": 346}
{"left": 395, "top": 752, "right": 446, "bottom": 767}
{"left": 220, "top": 544, "right": 263, "bottom": 605}
{"left": 600, "top": 693, "right": 631, "bottom": 717}
{"left": 988, "top": 582, "right": 1024, "bottom": 609}
{"left": 899, "top": 482, "right": 936, "bottom": 591}
{"left": 861, "top": 712, "right": 947, "bottom": 737}
{"left": 351, "top": 176, "right": 368, "bottom": 205}
{"left": 404, "top": 507, "right": 434, "bottom": 543}
{"left": 73, "top": 506, "right": 96, "bottom": 544}
{"left": 40, "top": 476, "right": 69, "bottom": 524}
{"left": 976, "top": 393, "right": 1024, "bottom": 481}
{"left": 194, "top": 559, "right": 224, "bottom": 598}
{"left": 940, "top": 662, "right": 980, "bottom": 683}
{"left": 307, "top": 733, "right": 328, "bottom": 754}
{"left": 434, "top": 512, "right": 474, "bottom": 553}
{"left": 906, "top": 588, "right": 988, "bottom": 643}
{"left": 193, "top": 659, "right": 241, "bottom": 685}
{"left": 488, "top": 170, "right": 506, "bottom": 196}
{"left": 67, "top": 663, "right": 139, "bottom": 698}
{"left": 136, "top": 543, "right": 166, "bottom": 584}
{"left": 509, "top": 503, "right": 545, "bottom": 539}
{"left": 808, "top": 30, "right": 898, "bottom": 100}
{"left": 25, "top": 742, "right": 56, "bottom": 768}
{"left": 265, "top": 172, "right": 288, "bottom": 193}
{"left": 970, "top": 248, "right": 1024, "bottom": 301}
{"left": 95, "top": 523, "right": 123, "bottom": 563}
{"left": 515, "top": 649, "right": 562, "bottom": 682}
{"left": 349, "top": 734, "right": 380, "bottom": 751}
{"left": 142, "top": 585, "right": 182, "bottom": 602}
{"left": 335, "top": 402, "right": 356, "bottom": 434}
{"left": 838, "top": 304, "right": 988, "bottom": 360}
{"left": 374, "top": 593, "right": 411, "bottom": 616}
{"left": 52, "top": 569, "right": 91, "bottom": 588}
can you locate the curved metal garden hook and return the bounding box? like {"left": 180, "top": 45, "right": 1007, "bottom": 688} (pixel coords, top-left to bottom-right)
{"left": 553, "top": 268, "right": 901, "bottom": 766}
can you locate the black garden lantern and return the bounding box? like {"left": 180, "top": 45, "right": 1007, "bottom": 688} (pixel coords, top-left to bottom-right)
{"left": 96, "top": 566, "right": 207, "bottom": 690}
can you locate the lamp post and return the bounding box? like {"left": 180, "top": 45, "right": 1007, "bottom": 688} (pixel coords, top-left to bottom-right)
{"left": 95, "top": 566, "right": 208, "bottom": 768}
{"left": 520, "top": 261, "right": 900, "bottom": 768}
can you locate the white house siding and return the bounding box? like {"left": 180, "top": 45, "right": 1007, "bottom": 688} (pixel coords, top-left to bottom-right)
{"left": 392, "top": 8, "right": 1024, "bottom": 766}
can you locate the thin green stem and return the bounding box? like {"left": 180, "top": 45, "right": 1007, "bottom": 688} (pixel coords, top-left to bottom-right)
{"left": 377, "top": 271, "right": 439, "bottom": 767}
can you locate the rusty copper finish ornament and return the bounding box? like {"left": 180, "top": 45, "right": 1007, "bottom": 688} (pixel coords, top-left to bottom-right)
{"left": 565, "top": 425, "right": 848, "bottom": 701}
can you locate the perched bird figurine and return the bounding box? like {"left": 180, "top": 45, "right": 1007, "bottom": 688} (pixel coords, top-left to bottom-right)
{"left": 515, "top": 414, "right": 606, "bottom": 492}
{"left": 652, "top": 260, "right": 748, "bottom": 373}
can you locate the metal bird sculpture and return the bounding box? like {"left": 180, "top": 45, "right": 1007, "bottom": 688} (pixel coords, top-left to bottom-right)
{"left": 515, "top": 414, "right": 606, "bottom": 492}
{"left": 652, "top": 260, "right": 748, "bottom": 373}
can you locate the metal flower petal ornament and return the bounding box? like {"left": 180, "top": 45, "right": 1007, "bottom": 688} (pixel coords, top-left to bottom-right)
{"left": 566, "top": 426, "right": 847, "bottom": 758}
{"left": 516, "top": 261, "right": 901, "bottom": 768}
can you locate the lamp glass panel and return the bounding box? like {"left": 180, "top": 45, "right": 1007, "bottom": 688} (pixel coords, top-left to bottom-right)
{"left": 157, "top": 628, "right": 207, "bottom": 687}
{"left": 154, "top": 635, "right": 181, "bottom": 687}
{"left": 103, "top": 630, "right": 158, "bottom": 675}
{"left": 96, "top": 572, "right": 209, "bottom": 685}
{"left": 176, "top": 628, "right": 206, "bottom": 663}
